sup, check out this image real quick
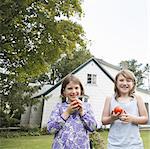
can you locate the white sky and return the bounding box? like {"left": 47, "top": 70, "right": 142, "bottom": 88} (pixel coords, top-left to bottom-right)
{"left": 81, "top": 0, "right": 150, "bottom": 66}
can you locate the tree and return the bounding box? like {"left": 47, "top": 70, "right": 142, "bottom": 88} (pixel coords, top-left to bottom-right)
{"left": 0, "top": 0, "right": 86, "bottom": 127}
{"left": 0, "top": 74, "right": 40, "bottom": 127}
{"left": 50, "top": 48, "right": 92, "bottom": 83}
{"left": 33, "top": 48, "right": 92, "bottom": 85}
{"left": 0, "top": 0, "right": 85, "bottom": 82}
{"left": 120, "top": 59, "right": 150, "bottom": 89}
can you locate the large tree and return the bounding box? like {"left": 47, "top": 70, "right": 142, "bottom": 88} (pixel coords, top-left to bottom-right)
{"left": 0, "top": 0, "right": 86, "bottom": 127}
{"left": 0, "top": 0, "right": 85, "bottom": 81}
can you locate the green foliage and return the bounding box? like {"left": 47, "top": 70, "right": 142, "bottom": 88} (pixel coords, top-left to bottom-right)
{"left": 0, "top": 112, "right": 20, "bottom": 127}
{"left": 50, "top": 48, "right": 92, "bottom": 83}
{"left": 0, "top": 0, "right": 86, "bottom": 127}
{"left": 0, "top": 0, "right": 85, "bottom": 82}
{"left": 89, "top": 130, "right": 105, "bottom": 149}
{"left": 0, "top": 127, "right": 48, "bottom": 138}
{"left": 0, "top": 79, "right": 41, "bottom": 127}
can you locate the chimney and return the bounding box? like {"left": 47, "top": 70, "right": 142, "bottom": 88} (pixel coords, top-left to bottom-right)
{"left": 121, "top": 61, "right": 128, "bottom": 70}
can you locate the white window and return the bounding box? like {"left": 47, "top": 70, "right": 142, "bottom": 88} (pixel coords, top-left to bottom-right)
{"left": 87, "top": 74, "right": 97, "bottom": 84}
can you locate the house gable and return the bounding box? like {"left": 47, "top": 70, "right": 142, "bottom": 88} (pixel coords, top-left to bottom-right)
{"left": 34, "top": 57, "right": 115, "bottom": 98}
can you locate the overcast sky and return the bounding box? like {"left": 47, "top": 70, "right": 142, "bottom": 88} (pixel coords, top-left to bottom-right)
{"left": 81, "top": 0, "right": 150, "bottom": 66}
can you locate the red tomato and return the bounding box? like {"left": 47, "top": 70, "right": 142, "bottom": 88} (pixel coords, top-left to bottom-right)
{"left": 113, "top": 106, "right": 123, "bottom": 114}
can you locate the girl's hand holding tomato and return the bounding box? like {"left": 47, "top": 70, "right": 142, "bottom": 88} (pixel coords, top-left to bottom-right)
{"left": 111, "top": 111, "right": 120, "bottom": 121}
{"left": 66, "top": 98, "right": 84, "bottom": 114}
{"left": 111, "top": 106, "right": 126, "bottom": 121}
{"left": 113, "top": 106, "right": 124, "bottom": 115}
{"left": 119, "top": 114, "right": 128, "bottom": 123}
{"left": 66, "top": 100, "right": 80, "bottom": 114}
{"left": 119, "top": 113, "right": 138, "bottom": 124}
{"left": 76, "top": 98, "right": 85, "bottom": 116}
{"left": 71, "top": 100, "right": 80, "bottom": 109}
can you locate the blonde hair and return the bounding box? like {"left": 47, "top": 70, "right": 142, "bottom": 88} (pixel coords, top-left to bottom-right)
{"left": 114, "top": 69, "right": 136, "bottom": 99}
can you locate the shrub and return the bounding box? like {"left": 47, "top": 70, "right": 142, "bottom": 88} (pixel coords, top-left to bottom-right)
{"left": 0, "top": 126, "right": 43, "bottom": 138}
{"left": 89, "top": 130, "right": 105, "bottom": 149}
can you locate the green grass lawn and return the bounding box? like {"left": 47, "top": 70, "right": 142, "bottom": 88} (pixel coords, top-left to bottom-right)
{"left": 0, "top": 135, "right": 53, "bottom": 149}
{"left": 140, "top": 130, "right": 150, "bottom": 149}
{"left": 0, "top": 130, "right": 149, "bottom": 149}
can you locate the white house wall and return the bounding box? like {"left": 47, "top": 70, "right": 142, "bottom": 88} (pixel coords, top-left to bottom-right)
{"left": 20, "top": 99, "right": 43, "bottom": 128}
{"left": 41, "top": 86, "right": 62, "bottom": 128}
{"left": 20, "top": 106, "right": 31, "bottom": 126}
{"left": 41, "top": 61, "right": 115, "bottom": 128}
{"left": 29, "top": 100, "right": 43, "bottom": 127}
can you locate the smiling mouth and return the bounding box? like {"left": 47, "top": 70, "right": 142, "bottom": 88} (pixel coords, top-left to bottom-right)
{"left": 121, "top": 85, "right": 129, "bottom": 88}
{"left": 70, "top": 96, "right": 77, "bottom": 100}
{"left": 121, "top": 88, "right": 128, "bottom": 90}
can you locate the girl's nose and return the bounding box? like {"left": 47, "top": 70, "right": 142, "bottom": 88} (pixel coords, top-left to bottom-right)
{"left": 122, "top": 80, "right": 128, "bottom": 85}
{"left": 72, "top": 88, "right": 77, "bottom": 93}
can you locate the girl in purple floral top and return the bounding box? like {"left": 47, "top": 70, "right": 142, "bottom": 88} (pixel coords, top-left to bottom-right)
{"left": 47, "top": 74, "right": 97, "bottom": 149}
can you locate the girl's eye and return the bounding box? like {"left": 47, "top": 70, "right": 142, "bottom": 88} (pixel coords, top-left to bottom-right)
{"left": 119, "top": 79, "right": 124, "bottom": 82}
{"left": 75, "top": 87, "right": 79, "bottom": 89}
{"left": 127, "top": 79, "right": 132, "bottom": 82}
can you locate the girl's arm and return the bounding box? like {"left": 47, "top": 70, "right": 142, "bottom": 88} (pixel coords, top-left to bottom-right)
{"left": 132, "top": 94, "right": 148, "bottom": 125}
{"left": 47, "top": 103, "right": 66, "bottom": 134}
{"left": 101, "top": 96, "right": 119, "bottom": 125}
{"left": 80, "top": 103, "right": 97, "bottom": 132}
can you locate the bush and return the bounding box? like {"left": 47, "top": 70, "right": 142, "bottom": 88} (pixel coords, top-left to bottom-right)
{"left": 0, "top": 126, "right": 46, "bottom": 138}
{"left": 0, "top": 110, "right": 21, "bottom": 127}
{"left": 40, "top": 127, "right": 49, "bottom": 135}
{"left": 89, "top": 130, "right": 105, "bottom": 149}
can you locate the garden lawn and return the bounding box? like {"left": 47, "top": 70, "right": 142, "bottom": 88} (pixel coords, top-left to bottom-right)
{"left": 0, "top": 130, "right": 149, "bottom": 149}
{"left": 140, "top": 130, "right": 150, "bottom": 149}
{"left": 0, "top": 135, "right": 53, "bottom": 149}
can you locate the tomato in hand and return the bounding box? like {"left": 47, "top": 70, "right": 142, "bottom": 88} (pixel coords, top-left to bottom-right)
{"left": 113, "top": 106, "right": 124, "bottom": 114}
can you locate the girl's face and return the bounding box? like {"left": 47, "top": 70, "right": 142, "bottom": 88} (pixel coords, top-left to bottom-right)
{"left": 116, "top": 74, "right": 134, "bottom": 96}
{"left": 63, "top": 81, "right": 81, "bottom": 102}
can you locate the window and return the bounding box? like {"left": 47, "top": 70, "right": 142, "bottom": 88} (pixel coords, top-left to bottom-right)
{"left": 87, "top": 74, "right": 97, "bottom": 84}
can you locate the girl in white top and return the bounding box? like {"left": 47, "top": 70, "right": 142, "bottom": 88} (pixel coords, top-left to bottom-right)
{"left": 101, "top": 69, "right": 148, "bottom": 149}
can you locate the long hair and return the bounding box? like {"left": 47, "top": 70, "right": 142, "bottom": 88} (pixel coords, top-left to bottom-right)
{"left": 60, "top": 74, "right": 85, "bottom": 102}
{"left": 114, "top": 69, "right": 136, "bottom": 99}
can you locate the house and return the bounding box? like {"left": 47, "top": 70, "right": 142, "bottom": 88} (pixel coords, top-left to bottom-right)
{"left": 20, "top": 57, "right": 150, "bottom": 128}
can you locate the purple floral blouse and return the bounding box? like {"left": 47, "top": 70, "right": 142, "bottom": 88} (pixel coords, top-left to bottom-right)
{"left": 47, "top": 102, "right": 97, "bottom": 149}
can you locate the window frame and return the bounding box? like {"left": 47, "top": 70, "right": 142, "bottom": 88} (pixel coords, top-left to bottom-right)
{"left": 87, "top": 73, "right": 97, "bottom": 85}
